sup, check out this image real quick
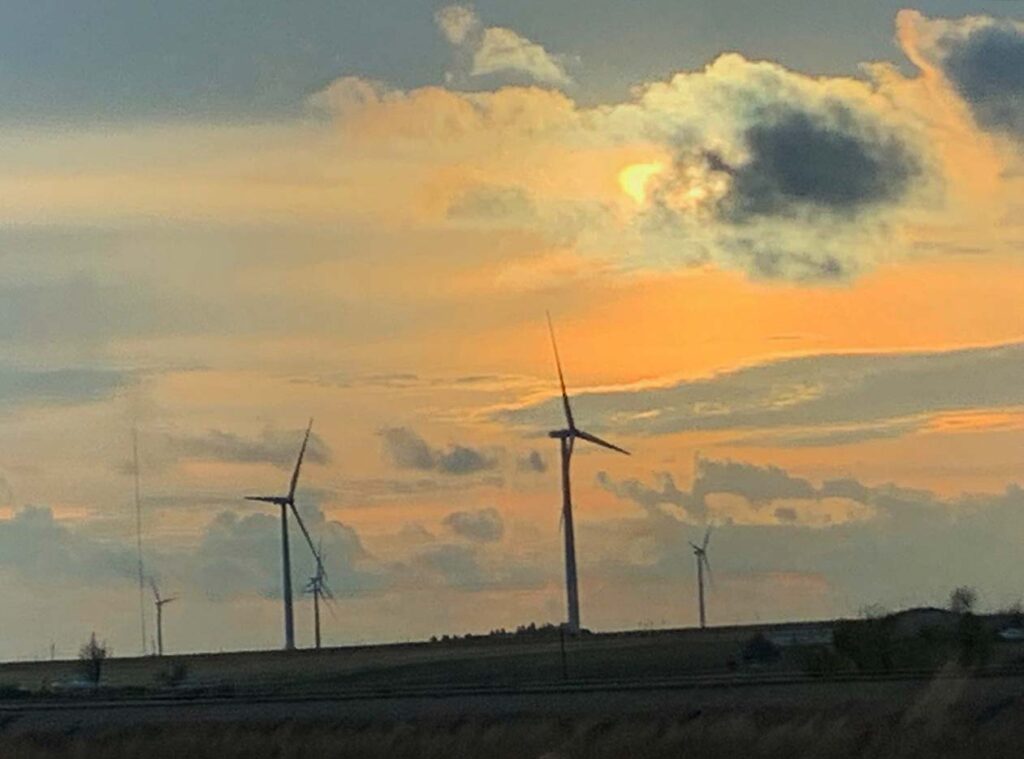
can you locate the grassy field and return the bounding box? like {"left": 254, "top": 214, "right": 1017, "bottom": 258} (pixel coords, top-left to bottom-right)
{"left": 1, "top": 682, "right": 1022, "bottom": 758}
{"left": 2, "top": 622, "right": 1023, "bottom": 757}
{"left": 0, "top": 625, "right": 787, "bottom": 694}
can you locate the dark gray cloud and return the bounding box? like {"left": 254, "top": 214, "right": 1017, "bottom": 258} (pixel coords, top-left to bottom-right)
{"left": 443, "top": 507, "right": 505, "bottom": 542}
{"left": 720, "top": 104, "right": 920, "bottom": 222}
{"left": 166, "top": 427, "right": 331, "bottom": 470}
{"left": 501, "top": 341, "right": 1024, "bottom": 444}
{"left": 601, "top": 458, "right": 859, "bottom": 524}
{"left": 518, "top": 449, "right": 548, "bottom": 473}
{"left": 379, "top": 426, "right": 497, "bottom": 475}
{"left": 939, "top": 19, "right": 1024, "bottom": 138}
{"left": 0, "top": 364, "right": 126, "bottom": 409}
{"left": 595, "top": 471, "right": 706, "bottom": 521}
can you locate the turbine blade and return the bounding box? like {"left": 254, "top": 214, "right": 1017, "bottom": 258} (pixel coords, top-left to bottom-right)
{"left": 164, "top": 596, "right": 178, "bottom": 605}
{"left": 703, "top": 554, "right": 715, "bottom": 590}
{"left": 288, "top": 502, "right": 326, "bottom": 579}
{"left": 288, "top": 419, "right": 314, "bottom": 502}
{"left": 702, "top": 527, "right": 712, "bottom": 550}
{"left": 688, "top": 541, "right": 700, "bottom": 552}
{"left": 321, "top": 579, "right": 336, "bottom": 602}
{"left": 574, "top": 429, "right": 630, "bottom": 456}
{"left": 245, "top": 496, "right": 286, "bottom": 505}
{"left": 547, "top": 312, "right": 575, "bottom": 431}
{"left": 149, "top": 577, "right": 159, "bottom": 601}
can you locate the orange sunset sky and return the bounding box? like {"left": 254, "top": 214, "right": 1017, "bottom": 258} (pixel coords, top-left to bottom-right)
{"left": 0, "top": 2, "right": 1023, "bottom": 658}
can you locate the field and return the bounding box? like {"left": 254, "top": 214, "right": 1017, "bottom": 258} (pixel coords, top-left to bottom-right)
{"left": 0, "top": 624, "right": 790, "bottom": 695}
{"left": 1, "top": 622, "right": 1023, "bottom": 757}
{"left": 1, "top": 673, "right": 1023, "bottom": 758}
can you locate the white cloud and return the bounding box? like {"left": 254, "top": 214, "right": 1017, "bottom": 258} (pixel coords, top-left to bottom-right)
{"left": 435, "top": 4, "right": 573, "bottom": 87}
{"left": 472, "top": 26, "right": 573, "bottom": 87}
{"left": 435, "top": 4, "right": 480, "bottom": 46}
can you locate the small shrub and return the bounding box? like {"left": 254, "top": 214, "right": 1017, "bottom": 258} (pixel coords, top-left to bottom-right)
{"left": 78, "top": 632, "right": 109, "bottom": 687}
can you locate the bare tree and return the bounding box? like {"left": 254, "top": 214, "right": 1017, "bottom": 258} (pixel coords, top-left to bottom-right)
{"left": 950, "top": 586, "right": 978, "bottom": 615}
{"left": 78, "top": 632, "right": 110, "bottom": 688}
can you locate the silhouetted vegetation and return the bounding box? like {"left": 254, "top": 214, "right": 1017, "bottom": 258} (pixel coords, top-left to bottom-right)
{"left": 830, "top": 588, "right": 997, "bottom": 673}
{"left": 78, "top": 632, "right": 109, "bottom": 687}
{"left": 429, "top": 622, "right": 589, "bottom": 643}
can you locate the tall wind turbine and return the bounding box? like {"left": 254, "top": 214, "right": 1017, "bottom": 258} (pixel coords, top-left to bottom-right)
{"left": 303, "top": 539, "right": 334, "bottom": 650}
{"left": 150, "top": 579, "right": 176, "bottom": 656}
{"left": 546, "top": 314, "right": 629, "bottom": 634}
{"left": 690, "top": 528, "right": 712, "bottom": 629}
{"left": 244, "top": 419, "right": 325, "bottom": 651}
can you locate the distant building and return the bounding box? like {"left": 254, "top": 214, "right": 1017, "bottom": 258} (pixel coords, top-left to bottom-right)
{"left": 765, "top": 625, "right": 834, "bottom": 647}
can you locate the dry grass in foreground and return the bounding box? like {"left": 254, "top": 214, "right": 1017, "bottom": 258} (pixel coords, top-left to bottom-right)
{"left": 2, "top": 697, "right": 1023, "bottom": 759}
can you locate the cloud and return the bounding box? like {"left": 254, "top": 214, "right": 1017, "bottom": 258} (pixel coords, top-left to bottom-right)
{"left": 588, "top": 457, "right": 1024, "bottom": 617}
{"left": 0, "top": 364, "right": 126, "bottom": 410}
{"left": 435, "top": 4, "right": 573, "bottom": 87}
{"left": 378, "top": 426, "right": 497, "bottom": 475}
{"left": 443, "top": 507, "right": 505, "bottom": 542}
{"left": 631, "top": 53, "right": 934, "bottom": 281}
{"left": 596, "top": 470, "right": 706, "bottom": 521}
{"left": 166, "top": 426, "right": 331, "bottom": 470}
{"left": 517, "top": 449, "right": 547, "bottom": 473}
{"left": 0, "top": 506, "right": 136, "bottom": 586}
{"left": 500, "top": 341, "right": 1024, "bottom": 444}
{"left": 414, "top": 543, "right": 486, "bottom": 590}
{"left": 435, "top": 4, "right": 478, "bottom": 46}
{"left": 188, "top": 506, "right": 382, "bottom": 601}
{"left": 900, "top": 11, "right": 1024, "bottom": 140}
{"left": 720, "top": 105, "right": 920, "bottom": 221}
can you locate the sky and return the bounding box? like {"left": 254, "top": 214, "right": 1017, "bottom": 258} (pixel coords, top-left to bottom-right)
{"left": 1, "top": 1, "right": 1024, "bottom": 660}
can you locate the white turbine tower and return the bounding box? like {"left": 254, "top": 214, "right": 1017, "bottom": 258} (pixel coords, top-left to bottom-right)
{"left": 244, "top": 419, "right": 326, "bottom": 651}
{"left": 690, "top": 528, "right": 713, "bottom": 629}
{"left": 546, "top": 314, "right": 630, "bottom": 634}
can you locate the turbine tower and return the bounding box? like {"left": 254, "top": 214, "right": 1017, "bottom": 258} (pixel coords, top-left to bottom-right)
{"left": 150, "top": 579, "right": 176, "bottom": 656}
{"left": 546, "top": 314, "right": 629, "bottom": 634}
{"left": 244, "top": 419, "right": 326, "bottom": 650}
{"left": 303, "top": 539, "right": 334, "bottom": 650}
{"left": 690, "top": 528, "right": 712, "bottom": 629}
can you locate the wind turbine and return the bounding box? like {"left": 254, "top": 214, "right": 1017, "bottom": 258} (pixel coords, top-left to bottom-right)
{"left": 546, "top": 314, "right": 630, "bottom": 634}
{"left": 244, "top": 419, "right": 327, "bottom": 651}
{"left": 150, "top": 579, "right": 176, "bottom": 656}
{"left": 303, "top": 539, "right": 334, "bottom": 650}
{"left": 690, "top": 528, "right": 712, "bottom": 629}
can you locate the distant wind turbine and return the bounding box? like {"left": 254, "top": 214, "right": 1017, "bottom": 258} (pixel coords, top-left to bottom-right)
{"left": 690, "top": 528, "right": 713, "bottom": 629}
{"left": 303, "top": 539, "right": 334, "bottom": 650}
{"left": 546, "top": 314, "right": 629, "bottom": 634}
{"left": 244, "top": 419, "right": 328, "bottom": 650}
{"left": 150, "top": 579, "right": 176, "bottom": 656}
